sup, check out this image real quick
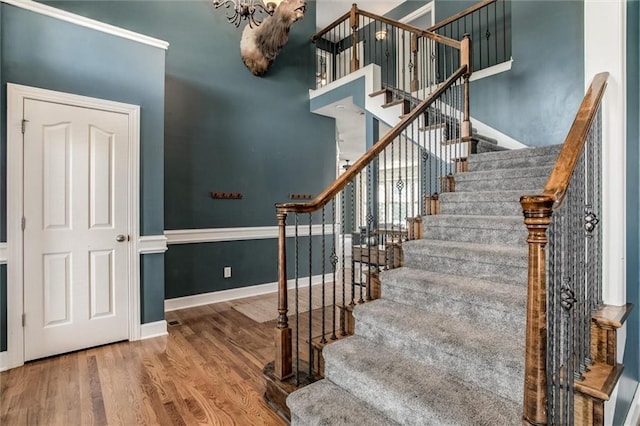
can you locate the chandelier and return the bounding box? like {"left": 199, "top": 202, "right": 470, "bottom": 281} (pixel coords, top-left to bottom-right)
{"left": 213, "top": 0, "right": 282, "bottom": 28}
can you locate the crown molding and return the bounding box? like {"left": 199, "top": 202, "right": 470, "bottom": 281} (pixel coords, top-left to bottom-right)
{"left": 1, "top": 0, "right": 169, "bottom": 50}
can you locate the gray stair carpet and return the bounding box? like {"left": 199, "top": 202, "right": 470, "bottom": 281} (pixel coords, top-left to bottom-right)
{"left": 288, "top": 144, "right": 560, "bottom": 425}
{"left": 422, "top": 214, "right": 526, "bottom": 246}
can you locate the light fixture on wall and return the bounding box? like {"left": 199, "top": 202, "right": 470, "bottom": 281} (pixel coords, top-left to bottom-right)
{"left": 213, "top": 0, "right": 283, "bottom": 28}
{"left": 375, "top": 29, "right": 387, "bottom": 41}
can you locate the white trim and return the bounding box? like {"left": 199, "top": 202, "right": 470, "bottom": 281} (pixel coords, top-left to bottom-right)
{"left": 6, "top": 83, "right": 142, "bottom": 370}
{"left": 165, "top": 273, "right": 334, "bottom": 312}
{"left": 399, "top": 2, "right": 434, "bottom": 25}
{"left": 139, "top": 235, "right": 168, "bottom": 254}
{"left": 469, "top": 59, "right": 514, "bottom": 82}
{"left": 0, "top": 351, "right": 8, "bottom": 372}
{"left": 0, "top": 243, "right": 6, "bottom": 265}
{"left": 585, "top": 0, "right": 627, "bottom": 308}
{"left": 310, "top": 64, "right": 381, "bottom": 100}
{"left": 624, "top": 385, "right": 640, "bottom": 426}
{"left": 1, "top": 0, "right": 169, "bottom": 50}
{"left": 165, "top": 224, "right": 335, "bottom": 245}
{"left": 140, "top": 320, "right": 168, "bottom": 340}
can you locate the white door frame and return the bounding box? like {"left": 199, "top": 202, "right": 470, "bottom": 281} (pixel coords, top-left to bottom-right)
{"left": 5, "top": 83, "right": 141, "bottom": 371}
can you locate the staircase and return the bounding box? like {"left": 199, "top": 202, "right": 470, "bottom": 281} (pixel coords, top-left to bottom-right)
{"left": 287, "top": 144, "right": 561, "bottom": 425}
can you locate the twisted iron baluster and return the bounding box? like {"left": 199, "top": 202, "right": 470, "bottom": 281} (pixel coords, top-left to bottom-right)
{"left": 366, "top": 164, "right": 374, "bottom": 301}
{"left": 359, "top": 173, "right": 365, "bottom": 304}
{"left": 331, "top": 199, "right": 338, "bottom": 340}
{"left": 321, "top": 206, "right": 327, "bottom": 344}
{"left": 350, "top": 178, "right": 356, "bottom": 308}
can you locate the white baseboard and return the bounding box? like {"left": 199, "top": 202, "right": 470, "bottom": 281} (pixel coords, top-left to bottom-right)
{"left": 0, "top": 351, "right": 8, "bottom": 372}
{"left": 625, "top": 385, "right": 640, "bottom": 426}
{"left": 139, "top": 320, "right": 168, "bottom": 340}
{"left": 165, "top": 273, "right": 334, "bottom": 312}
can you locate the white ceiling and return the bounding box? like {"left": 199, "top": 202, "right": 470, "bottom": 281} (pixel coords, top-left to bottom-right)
{"left": 315, "top": 0, "right": 403, "bottom": 30}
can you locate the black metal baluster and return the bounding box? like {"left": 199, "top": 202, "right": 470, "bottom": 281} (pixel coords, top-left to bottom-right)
{"left": 340, "top": 188, "right": 347, "bottom": 336}
{"left": 366, "top": 163, "right": 373, "bottom": 300}
{"left": 308, "top": 213, "right": 313, "bottom": 378}
{"left": 350, "top": 178, "right": 356, "bottom": 308}
{"left": 294, "top": 213, "right": 300, "bottom": 385}
{"left": 485, "top": 5, "right": 490, "bottom": 68}
{"left": 331, "top": 199, "right": 338, "bottom": 340}
{"left": 493, "top": 2, "right": 498, "bottom": 66}
{"left": 321, "top": 207, "right": 327, "bottom": 344}
{"left": 358, "top": 173, "right": 365, "bottom": 304}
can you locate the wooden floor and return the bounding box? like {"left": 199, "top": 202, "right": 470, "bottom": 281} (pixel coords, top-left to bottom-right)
{"left": 0, "top": 299, "right": 295, "bottom": 426}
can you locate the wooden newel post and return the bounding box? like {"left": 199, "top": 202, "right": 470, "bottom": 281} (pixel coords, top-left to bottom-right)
{"left": 461, "top": 34, "right": 472, "bottom": 141}
{"left": 350, "top": 4, "right": 360, "bottom": 72}
{"left": 275, "top": 211, "right": 293, "bottom": 380}
{"left": 520, "top": 195, "right": 554, "bottom": 426}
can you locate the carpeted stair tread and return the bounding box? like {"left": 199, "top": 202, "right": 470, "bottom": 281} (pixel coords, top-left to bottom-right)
{"left": 454, "top": 166, "right": 550, "bottom": 192}
{"left": 323, "top": 336, "right": 521, "bottom": 425}
{"left": 380, "top": 266, "right": 526, "bottom": 335}
{"left": 438, "top": 190, "right": 526, "bottom": 216}
{"left": 467, "top": 145, "right": 561, "bottom": 172}
{"left": 353, "top": 300, "right": 525, "bottom": 401}
{"left": 469, "top": 144, "right": 561, "bottom": 161}
{"left": 402, "top": 239, "right": 527, "bottom": 285}
{"left": 422, "top": 214, "right": 526, "bottom": 246}
{"left": 288, "top": 379, "right": 398, "bottom": 426}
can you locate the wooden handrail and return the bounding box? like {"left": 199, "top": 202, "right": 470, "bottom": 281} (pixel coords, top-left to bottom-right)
{"left": 276, "top": 65, "right": 468, "bottom": 215}
{"left": 427, "top": 0, "right": 497, "bottom": 32}
{"left": 311, "top": 5, "right": 461, "bottom": 49}
{"left": 311, "top": 10, "right": 351, "bottom": 42}
{"left": 542, "top": 72, "right": 609, "bottom": 207}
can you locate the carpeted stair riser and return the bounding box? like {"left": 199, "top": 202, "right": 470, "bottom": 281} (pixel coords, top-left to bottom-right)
{"left": 422, "top": 215, "right": 526, "bottom": 246}
{"left": 476, "top": 140, "right": 508, "bottom": 153}
{"left": 454, "top": 166, "right": 551, "bottom": 192}
{"left": 381, "top": 267, "right": 526, "bottom": 336}
{"left": 402, "top": 239, "right": 527, "bottom": 286}
{"left": 438, "top": 190, "right": 525, "bottom": 216}
{"left": 353, "top": 300, "right": 525, "bottom": 402}
{"left": 322, "top": 337, "right": 521, "bottom": 425}
{"left": 288, "top": 380, "right": 399, "bottom": 426}
{"left": 467, "top": 145, "right": 561, "bottom": 172}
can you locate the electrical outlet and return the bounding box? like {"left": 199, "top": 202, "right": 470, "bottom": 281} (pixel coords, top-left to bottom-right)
{"left": 223, "top": 266, "right": 232, "bottom": 278}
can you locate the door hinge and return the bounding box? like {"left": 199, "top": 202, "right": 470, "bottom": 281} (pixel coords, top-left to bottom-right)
{"left": 21, "top": 217, "right": 26, "bottom": 231}
{"left": 21, "top": 119, "right": 29, "bottom": 134}
{"left": 22, "top": 313, "right": 26, "bottom": 327}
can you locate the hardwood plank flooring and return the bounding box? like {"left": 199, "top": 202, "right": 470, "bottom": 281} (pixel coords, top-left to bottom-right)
{"left": 0, "top": 299, "right": 295, "bottom": 426}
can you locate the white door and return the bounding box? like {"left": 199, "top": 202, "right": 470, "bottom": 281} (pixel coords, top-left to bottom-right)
{"left": 22, "top": 99, "right": 130, "bottom": 361}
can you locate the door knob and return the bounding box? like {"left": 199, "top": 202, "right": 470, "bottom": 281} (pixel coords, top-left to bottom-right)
{"left": 116, "top": 234, "right": 127, "bottom": 242}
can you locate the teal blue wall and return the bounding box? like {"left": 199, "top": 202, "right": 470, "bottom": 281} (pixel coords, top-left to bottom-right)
{"left": 434, "top": 0, "right": 584, "bottom": 147}
{"left": 616, "top": 0, "right": 640, "bottom": 423}
{"left": 0, "top": 2, "right": 166, "bottom": 348}
{"left": 46, "top": 1, "right": 335, "bottom": 299}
